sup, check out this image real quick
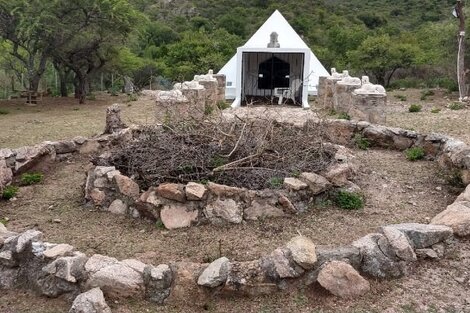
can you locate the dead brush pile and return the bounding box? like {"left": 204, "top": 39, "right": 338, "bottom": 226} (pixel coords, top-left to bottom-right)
{"left": 103, "top": 118, "right": 336, "bottom": 190}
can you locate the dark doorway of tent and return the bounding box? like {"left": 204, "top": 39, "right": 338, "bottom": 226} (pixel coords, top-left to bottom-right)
{"left": 241, "top": 52, "right": 304, "bottom": 106}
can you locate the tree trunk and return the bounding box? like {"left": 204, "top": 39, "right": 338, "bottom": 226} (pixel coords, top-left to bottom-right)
{"left": 10, "top": 76, "right": 15, "bottom": 92}
{"left": 58, "top": 70, "right": 68, "bottom": 97}
{"left": 76, "top": 74, "right": 87, "bottom": 104}
{"left": 456, "top": 0, "right": 466, "bottom": 100}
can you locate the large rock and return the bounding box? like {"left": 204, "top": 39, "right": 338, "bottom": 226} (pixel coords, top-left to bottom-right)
{"left": 143, "top": 264, "right": 173, "bottom": 304}
{"left": 456, "top": 185, "right": 470, "bottom": 202}
{"left": 0, "top": 159, "right": 13, "bottom": 191}
{"left": 204, "top": 199, "right": 242, "bottom": 224}
{"left": 244, "top": 200, "right": 285, "bottom": 221}
{"left": 352, "top": 233, "right": 404, "bottom": 278}
{"left": 224, "top": 260, "right": 277, "bottom": 296}
{"left": 431, "top": 201, "right": 470, "bottom": 236}
{"left": 160, "top": 204, "right": 198, "bottom": 229}
{"left": 207, "top": 182, "right": 246, "bottom": 199}
{"left": 42, "top": 252, "right": 88, "bottom": 283}
{"left": 385, "top": 223, "right": 453, "bottom": 249}
{"left": 323, "top": 163, "right": 354, "bottom": 187}
{"left": 185, "top": 182, "right": 207, "bottom": 201}
{"left": 317, "top": 261, "right": 370, "bottom": 298}
{"left": 380, "top": 226, "right": 416, "bottom": 261}
{"left": 156, "top": 183, "right": 186, "bottom": 202}
{"left": 53, "top": 141, "right": 77, "bottom": 154}
{"left": 69, "top": 287, "right": 112, "bottom": 313}
{"left": 197, "top": 257, "right": 231, "bottom": 288}
{"left": 299, "top": 172, "right": 331, "bottom": 194}
{"left": 260, "top": 248, "right": 304, "bottom": 280}
{"left": 86, "top": 262, "right": 144, "bottom": 298}
{"left": 85, "top": 255, "right": 119, "bottom": 274}
{"left": 286, "top": 236, "right": 317, "bottom": 270}
{"left": 113, "top": 174, "right": 140, "bottom": 200}
{"left": 283, "top": 177, "right": 308, "bottom": 191}
{"left": 4, "top": 229, "right": 43, "bottom": 254}
{"left": 0, "top": 266, "right": 19, "bottom": 289}
{"left": 43, "top": 244, "right": 75, "bottom": 259}
{"left": 103, "top": 104, "right": 127, "bottom": 134}
{"left": 107, "top": 199, "right": 128, "bottom": 215}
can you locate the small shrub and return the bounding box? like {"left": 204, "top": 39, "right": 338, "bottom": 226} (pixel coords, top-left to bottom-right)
{"left": 328, "top": 109, "right": 337, "bottom": 116}
{"left": 448, "top": 102, "right": 465, "bottom": 110}
{"left": 394, "top": 94, "right": 407, "bottom": 101}
{"left": 430, "top": 107, "right": 441, "bottom": 114}
{"left": 420, "top": 89, "right": 435, "bottom": 101}
{"left": 155, "top": 220, "right": 165, "bottom": 229}
{"left": 405, "top": 147, "right": 425, "bottom": 161}
{"left": 408, "top": 104, "right": 422, "bottom": 113}
{"left": 2, "top": 185, "right": 19, "bottom": 200}
{"left": 268, "top": 177, "right": 283, "bottom": 189}
{"left": 204, "top": 104, "right": 214, "bottom": 115}
{"left": 354, "top": 134, "right": 370, "bottom": 150}
{"left": 0, "top": 109, "right": 10, "bottom": 115}
{"left": 334, "top": 191, "right": 364, "bottom": 210}
{"left": 216, "top": 101, "right": 230, "bottom": 110}
{"left": 20, "top": 172, "right": 44, "bottom": 185}
{"left": 210, "top": 155, "right": 227, "bottom": 168}
{"left": 337, "top": 112, "right": 351, "bottom": 120}
{"left": 444, "top": 170, "right": 465, "bottom": 188}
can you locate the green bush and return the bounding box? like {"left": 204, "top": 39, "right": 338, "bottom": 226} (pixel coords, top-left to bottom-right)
{"left": 354, "top": 134, "right": 370, "bottom": 150}
{"left": 420, "top": 89, "right": 435, "bottom": 101}
{"left": 448, "top": 102, "right": 465, "bottom": 110}
{"left": 0, "top": 109, "right": 10, "bottom": 115}
{"left": 408, "top": 104, "right": 422, "bottom": 113}
{"left": 337, "top": 112, "right": 351, "bottom": 120}
{"left": 405, "top": 147, "right": 425, "bottom": 161}
{"left": 155, "top": 220, "right": 165, "bottom": 229}
{"left": 2, "top": 185, "right": 19, "bottom": 200}
{"left": 20, "top": 172, "right": 44, "bottom": 185}
{"left": 268, "top": 177, "right": 283, "bottom": 189}
{"left": 430, "top": 107, "right": 441, "bottom": 113}
{"left": 334, "top": 191, "right": 364, "bottom": 210}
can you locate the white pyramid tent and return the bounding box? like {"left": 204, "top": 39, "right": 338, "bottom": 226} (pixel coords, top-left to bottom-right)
{"left": 218, "top": 10, "right": 329, "bottom": 108}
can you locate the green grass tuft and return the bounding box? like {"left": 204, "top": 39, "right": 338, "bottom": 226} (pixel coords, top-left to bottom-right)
{"left": 405, "top": 147, "right": 425, "bottom": 161}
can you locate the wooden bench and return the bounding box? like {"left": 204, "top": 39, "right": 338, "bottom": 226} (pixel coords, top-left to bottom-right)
{"left": 19, "top": 90, "right": 43, "bottom": 105}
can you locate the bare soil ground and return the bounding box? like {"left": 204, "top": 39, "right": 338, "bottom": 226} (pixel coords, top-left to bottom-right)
{"left": 1, "top": 89, "right": 470, "bottom": 312}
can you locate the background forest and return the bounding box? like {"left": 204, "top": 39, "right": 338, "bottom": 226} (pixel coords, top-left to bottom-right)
{"left": 0, "top": 0, "right": 465, "bottom": 102}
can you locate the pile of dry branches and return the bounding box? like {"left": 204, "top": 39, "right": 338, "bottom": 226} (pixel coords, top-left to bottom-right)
{"left": 103, "top": 117, "right": 336, "bottom": 190}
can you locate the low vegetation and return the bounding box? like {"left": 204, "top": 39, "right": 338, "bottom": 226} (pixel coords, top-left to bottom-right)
{"left": 334, "top": 190, "right": 364, "bottom": 210}
{"left": 2, "top": 185, "right": 19, "bottom": 200}
{"left": 354, "top": 134, "right": 370, "bottom": 150}
{"left": 20, "top": 173, "right": 44, "bottom": 186}
{"left": 405, "top": 147, "right": 425, "bottom": 161}
{"left": 448, "top": 102, "right": 465, "bottom": 110}
{"left": 408, "top": 104, "right": 422, "bottom": 113}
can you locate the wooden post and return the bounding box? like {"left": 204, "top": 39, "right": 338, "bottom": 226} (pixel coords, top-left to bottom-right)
{"left": 456, "top": 0, "right": 466, "bottom": 101}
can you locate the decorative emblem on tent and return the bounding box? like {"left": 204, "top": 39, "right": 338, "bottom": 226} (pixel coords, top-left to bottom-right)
{"left": 267, "top": 32, "right": 280, "bottom": 48}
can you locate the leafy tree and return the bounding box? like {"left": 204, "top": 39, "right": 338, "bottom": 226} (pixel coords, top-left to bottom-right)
{"left": 348, "top": 34, "right": 421, "bottom": 86}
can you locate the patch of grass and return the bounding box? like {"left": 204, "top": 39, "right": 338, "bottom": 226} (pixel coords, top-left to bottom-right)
{"left": 408, "top": 104, "right": 422, "bottom": 113}
{"left": 405, "top": 147, "right": 425, "bottom": 161}
{"left": 126, "top": 94, "right": 138, "bottom": 102}
{"left": 0, "top": 108, "right": 10, "bottom": 115}
{"left": 20, "top": 172, "right": 44, "bottom": 185}
{"left": 216, "top": 101, "right": 230, "bottom": 110}
{"left": 334, "top": 190, "right": 364, "bottom": 210}
{"left": 268, "top": 177, "right": 283, "bottom": 189}
{"left": 204, "top": 104, "right": 214, "bottom": 115}
{"left": 448, "top": 102, "right": 465, "bottom": 110}
{"left": 328, "top": 109, "right": 337, "bottom": 116}
{"left": 420, "top": 89, "right": 435, "bottom": 101}
{"left": 430, "top": 107, "right": 441, "bottom": 113}
{"left": 354, "top": 134, "right": 370, "bottom": 150}
{"left": 72, "top": 107, "right": 80, "bottom": 111}
{"left": 0, "top": 218, "right": 8, "bottom": 225}
{"left": 155, "top": 220, "right": 165, "bottom": 229}
{"left": 210, "top": 155, "right": 227, "bottom": 168}
{"left": 394, "top": 94, "right": 407, "bottom": 101}
{"left": 337, "top": 112, "right": 351, "bottom": 120}
{"left": 2, "top": 185, "right": 19, "bottom": 200}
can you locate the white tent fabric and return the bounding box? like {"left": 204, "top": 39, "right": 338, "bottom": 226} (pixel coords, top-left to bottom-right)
{"left": 218, "top": 10, "right": 329, "bottom": 99}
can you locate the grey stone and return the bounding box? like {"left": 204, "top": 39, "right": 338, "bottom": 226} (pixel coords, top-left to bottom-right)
{"left": 107, "top": 199, "right": 128, "bottom": 215}
{"left": 85, "top": 255, "right": 119, "bottom": 275}
{"left": 156, "top": 183, "right": 186, "bottom": 202}
{"left": 260, "top": 248, "right": 304, "bottom": 280}
{"left": 69, "top": 287, "right": 112, "bottom": 313}
{"left": 352, "top": 233, "right": 405, "bottom": 278}
{"left": 204, "top": 199, "right": 242, "bottom": 224}
{"left": 197, "top": 257, "right": 231, "bottom": 287}
{"left": 143, "top": 264, "right": 173, "bottom": 304}
{"left": 4, "top": 229, "right": 43, "bottom": 254}
{"left": 416, "top": 249, "right": 439, "bottom": 260}
{"left": 386, "top": 223, "right": 453, "bottom": 249}
{"left": 114, "top": 174, "right": 140, "bottom": 200}
{"left": 380, "top": 226, "right": 417, "bottom": 262}
{"left": 42, "top": 252, "right": 88, "bottom": 283}
{"left": 0, "top": 266, "right": 18, "bottom": 289}
{"left": 43, "top": 244, "right": 75, "bottom": 259}
{"left": 94, "top": 167, "right": 116, "bottom": 178}
{"left": 53, "top": 141, "right": 77, "bottom": 154}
